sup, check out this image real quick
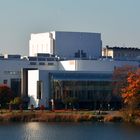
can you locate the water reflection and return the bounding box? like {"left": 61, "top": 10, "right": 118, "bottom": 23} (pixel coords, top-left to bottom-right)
{"left": 0, "top": 122, "right": 140, "bottom": 140}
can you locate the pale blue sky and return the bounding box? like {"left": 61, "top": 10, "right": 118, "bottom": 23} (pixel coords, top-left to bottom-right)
{"left": 0, "top": 0, "right": 140, "bottom": 55}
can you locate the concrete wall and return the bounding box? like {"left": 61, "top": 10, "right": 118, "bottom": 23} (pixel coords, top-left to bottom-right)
{"left": 39, "top": 70, "right": 50, "bottom": 107}
{"left": 29, "top": 31, "right": 102, "bottom": 59}
{"left": 0, "top": 59, "right": 29, "bottom": 86}
{"left": 0, "top": 58, "right": 59, "bottom": 92}
{"left": 27, "top": 70, "right": 52, "bottom": 108}
{"left": 55, "top": 31, "right": 102, "bottom": 59}
{"left": 59, "top": 59, "right": 139, "bottom": 72}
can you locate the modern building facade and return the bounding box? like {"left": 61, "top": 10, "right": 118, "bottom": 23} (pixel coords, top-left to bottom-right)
{"left": 27, "top": 59, "right": 138, "bottom": 109}
{"left": 0, "top": 31, "right": 140, "bottom": 109}
{"left": 28, "top": 70, "right": 113, "bottom": 109}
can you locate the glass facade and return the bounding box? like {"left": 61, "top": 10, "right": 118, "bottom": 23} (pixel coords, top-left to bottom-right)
{"left": 49, "top": 72, "right": 119, "bottom": 109}
{"left": 53, "top": 80, "right": 112, "bottom": 101}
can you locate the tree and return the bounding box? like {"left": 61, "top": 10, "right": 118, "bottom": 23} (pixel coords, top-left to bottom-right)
{"left": 13, "top": 97, "right": 22, "bottom": 105}
{"left": 111, "top": 65, "right": 137, "bottom": 109}
{"left": 0, "top": 84, "right": 13, "bottom": 107}
{"left": 121, "top": 69, "right": 140, "bottom": 109}
{"left": 112, "top": 65, "right": 136, "bottom": 96}
{"left": 10, "top": 97, "right": 23, "bottom": 109}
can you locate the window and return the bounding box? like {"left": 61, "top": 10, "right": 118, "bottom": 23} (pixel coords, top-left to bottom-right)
{"left": 38, "top": 58, "right": 46, "bottom": 61}
{"left": 39, "top": 62, "right": 45, "bottom": 65}
{"left": 30, "top": 62, "right": 36, "bottom": 65}
{"left": 48, "top": 63, "right": 54, "bottom": 66}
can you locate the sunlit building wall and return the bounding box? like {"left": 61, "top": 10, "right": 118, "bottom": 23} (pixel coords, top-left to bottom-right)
{"left": 29, "top": 31, "right": 102, "bottom": 59}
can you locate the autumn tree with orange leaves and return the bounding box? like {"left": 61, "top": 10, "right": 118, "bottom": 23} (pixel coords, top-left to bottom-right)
{"left": 121, "top": 69, "right": 140, "bottom": 109}
{"left": 112, "top": 65, "right": 136, "bottom": 96}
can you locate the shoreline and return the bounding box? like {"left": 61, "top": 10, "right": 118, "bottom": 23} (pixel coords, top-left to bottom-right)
{"left": 0, "top": 110, "right": 124, "bottom": 123}
{"left": 0, "top": 110, "right": 140, "bottom": 125}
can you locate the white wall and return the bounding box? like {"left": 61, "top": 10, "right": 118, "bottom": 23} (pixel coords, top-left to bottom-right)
{"left": 27, "top": 70, "right": 52, "bottom": 108}
{"left": 59, "top": 60, "right": 76, "bottom": 71}
{"left": 59, "top": 59, "right": 139, "bottom": 72}
{"left": 77, "top": 60, "right": 139, "bottom": 72}
{"left": 29, "top": 32, "right": 54, "bottom": 56}
{"left": 28, "top": 70, "right": 39, "bottom": 108}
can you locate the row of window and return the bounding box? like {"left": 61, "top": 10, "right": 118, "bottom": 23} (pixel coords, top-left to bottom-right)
{"left": 114, "top": 52, "right": 138, "bottom": 58}
{"left": 30, "top": 62, "right": 54, "bottom": 66}
{"left": 62, "top": 81, "right": 111, "bottom": 86}
{"left": 28, "top": 57, "right": 57, "bottom": 61}
{"left": 54, "top": 89, "right": 112, "bottom": 100}
{"left": 4, "top": 71, "right": 20, "bottom": 75}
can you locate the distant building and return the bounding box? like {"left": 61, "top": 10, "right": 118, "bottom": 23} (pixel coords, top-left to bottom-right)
{"left": 102, "top": 45, "right": 140, "bottom": 61}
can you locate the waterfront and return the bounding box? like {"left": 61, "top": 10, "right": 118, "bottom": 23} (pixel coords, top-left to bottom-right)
{"left": 0, "top": 122, "right": 140, "bottom": 140}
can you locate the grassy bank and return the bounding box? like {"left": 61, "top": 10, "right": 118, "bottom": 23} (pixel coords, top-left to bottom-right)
{"left": 0, "top": 110, "right": 124, "bottom": 122}
{"left": 1, "top": 109, "right": 140, "bottom": 124}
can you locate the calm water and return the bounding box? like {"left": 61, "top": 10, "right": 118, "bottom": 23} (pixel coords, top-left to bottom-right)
{"left": 0, "top": 122, "right": 140, "bottom": 140}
